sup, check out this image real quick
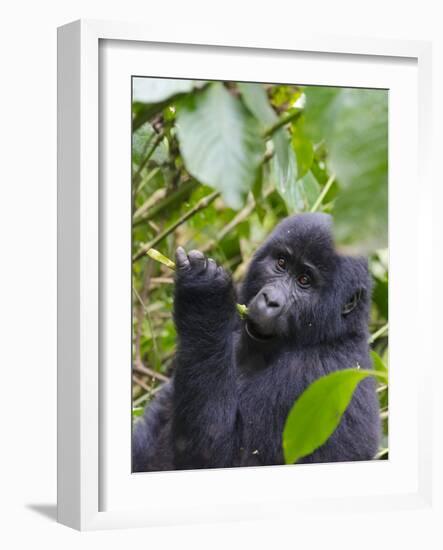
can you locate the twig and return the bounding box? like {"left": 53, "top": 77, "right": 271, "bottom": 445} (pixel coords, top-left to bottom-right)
{"left": 310, "top": 174, "right": 336, "bottom": 213}
{"left": 150, "top": 277, "right": 174, "bottom": 286}
{"left": 133, "top": 190, "right": 220, "bottom": 262}
{"left": 133, "top": 285, "right": 159, "bottom": 360}
{"left": 262, "top": 109, "right": 302, "bottom": 138}
{"left": 133, "top": 362, "right": 169, "bottom": 383}
{"left": 375, "top": 448, "right": 389, "bottom": 459}
{"left": 133, "top": 179, "right": 199, "bottom": 227}
{"left": 132, "top": 131, "right": 165, "bottom": 183}
{"left": 133, "top": 184, "right": 165, "bottom": 219}
{"left": 368, "top": 323, "right": 389, "bottom": 345}
{"left": 133, "top": 383, "right": 165, "bottom": 407}
{"left": 133, "top": 374, "right": 155, "bottom": 394}
{"left": 202, "top": 187, "right": 274, "bottom": 254}
{"left": 133, "top": 260, "right": 154, "bottom": 370}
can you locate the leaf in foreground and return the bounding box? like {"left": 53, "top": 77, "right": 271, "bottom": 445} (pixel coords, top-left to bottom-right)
{"left": 283, "top": 368, "right": 384, "bottom": 464}
{"left": 303, "top": 87, "right": 388, "bottom": 250}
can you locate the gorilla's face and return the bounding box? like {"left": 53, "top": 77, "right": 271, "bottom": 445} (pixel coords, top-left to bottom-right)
{"left": 240, "top": 213, "right": 370, "bottom": 346}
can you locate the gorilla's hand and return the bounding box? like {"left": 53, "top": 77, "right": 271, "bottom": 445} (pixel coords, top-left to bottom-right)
{"left": 175, "top": 247, "right": 231, "bottom": 291}
{"left": 174, "top": 247, "right": 235, "bottom": 332}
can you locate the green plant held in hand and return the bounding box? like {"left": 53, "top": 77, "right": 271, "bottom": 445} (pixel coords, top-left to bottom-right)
{"left": 146, "top": 248, "right": 177, "bottom": 270}
{"left": 146, "top": 248, "right": 249, "bottom": 318}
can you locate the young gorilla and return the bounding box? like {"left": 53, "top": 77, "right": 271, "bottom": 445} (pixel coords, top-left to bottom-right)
{"left": 133, "top": 213, "right": 380, "bottom": 471}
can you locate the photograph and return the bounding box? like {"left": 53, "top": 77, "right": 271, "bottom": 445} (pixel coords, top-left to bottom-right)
{"left": 130, "top": 77, "right": 389, "bottom": 473}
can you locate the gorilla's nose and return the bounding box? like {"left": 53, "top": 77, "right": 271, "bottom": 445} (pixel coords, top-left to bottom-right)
{"left": 246, "top": 286, "right": 285, "bottom": 339}
{"left": 262, "top": 291, "right": 282, "bottom": 311}
{"left": 257, "top": 287, "right": 284, "bottom": 318}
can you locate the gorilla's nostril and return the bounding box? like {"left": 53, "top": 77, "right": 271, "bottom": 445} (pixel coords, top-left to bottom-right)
{"left": 263, "top": 292, "right": 281, "bottom": 309}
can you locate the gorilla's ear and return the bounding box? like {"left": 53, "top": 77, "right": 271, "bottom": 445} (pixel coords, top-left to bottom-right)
{"left": 342, "top": 289, "right": 363, "bottom": 316}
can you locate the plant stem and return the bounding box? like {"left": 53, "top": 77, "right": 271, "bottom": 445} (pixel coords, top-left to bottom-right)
{"left": 133, "top": 362, "right": 169, "bottom": 383}
{"left": 133, "top": 190, "right": 220, "bottom": 262}
{"left": 132, "top": 130, "right": 165, "bottom": 183}
{"left": 133, "top": 179, "right": 199, "bottom": 227}
{"left": 202, "top": 187, "right": 274, "bottom": 254}
{"left": 375, "top": 448, "right": 389, "bottom": 459}
{"left": 368, "top": 323, "right": 389, "bottom": 345}
{"left": 310, "top": 174, "right": 336, "bottom": 213}
{"left": 262, "top": 109, "right": 302, "bottom": 138}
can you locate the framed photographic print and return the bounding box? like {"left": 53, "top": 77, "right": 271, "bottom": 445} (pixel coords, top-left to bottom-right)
{"left": 57, "top": 19, "right": 434, "bottom": 531}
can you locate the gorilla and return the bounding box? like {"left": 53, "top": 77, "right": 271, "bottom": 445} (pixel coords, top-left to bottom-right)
{"left": 132, "top": 213, "right": 380, "bottom": 472}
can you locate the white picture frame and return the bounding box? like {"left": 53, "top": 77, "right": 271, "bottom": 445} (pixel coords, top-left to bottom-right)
{"left": 57, "top": 19, "right": 434, "bottom": 531}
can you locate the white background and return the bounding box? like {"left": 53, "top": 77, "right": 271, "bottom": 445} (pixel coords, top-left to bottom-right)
{"left": 0, "top": 1, "right": 442, "bottom": 548}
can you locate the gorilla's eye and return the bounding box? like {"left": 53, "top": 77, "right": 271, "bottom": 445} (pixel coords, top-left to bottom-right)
{"left": 296, "top": 273, "right": 311, "bottom": 288}
{"left": 276, "top": 257, "right": 287, "bottom": 270}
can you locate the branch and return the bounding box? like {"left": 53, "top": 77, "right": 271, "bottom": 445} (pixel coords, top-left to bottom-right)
{"left": 262, "top": 109, "right": 302, "bottom": 139}
{"left": 133, "top": 374, "right": 155, "bottom": 394}
{"left": 133, "top": 190, "right": 220, "bottom": 262}
{"left": 133, "top": 362, "right": 169, "bottom": 383}
{"left": 133, "top": 186, "right": 166, "bottom": 220}
{"left": 375, "top": 448, "right": 388, "bottom": 459}
{"left": 310, "top": 174, "right": 336, "bottom": 213}
{"left": 368, "top": 323, "right": 389, "bottom": 345}
{"left": 133, "top": 179, "right": 199, "bottom": 227}
{"left": 201, "top": 187, "right": 273, "bottom": 254}
{"left": 133, "top": 383, "right": 164, "bottom": 407}
{"left": 132, "top": 130, "right": 165, "bottom": 183}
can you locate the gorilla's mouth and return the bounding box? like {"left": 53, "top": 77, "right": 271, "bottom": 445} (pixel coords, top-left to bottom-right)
{"left": 245, "top": 320, "right": 274, "bottom": 342}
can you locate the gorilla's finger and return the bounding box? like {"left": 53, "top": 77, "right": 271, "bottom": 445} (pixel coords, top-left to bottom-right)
{"left": 188, "top": 249, "right": 207, "bottom": 271}
{"left": 175, "top": 246, "right": 190, "bottom": 270}
{"left": 216, "top": 265, "right": 229, "bottom": 283}
{"left": 206, "top": 258, "right": 218, "bottom": 278}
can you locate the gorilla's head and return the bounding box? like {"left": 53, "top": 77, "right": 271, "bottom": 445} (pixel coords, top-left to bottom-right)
{"left": 240, "top": 213, "right": 371, "bottom": 346}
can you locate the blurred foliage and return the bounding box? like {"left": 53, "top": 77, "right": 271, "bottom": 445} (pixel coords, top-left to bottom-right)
{"left": 131, "top": 78, "right": 389, "bottom": 460}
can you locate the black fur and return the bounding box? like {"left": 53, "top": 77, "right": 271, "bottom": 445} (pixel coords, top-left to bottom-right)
{"left": 132, "top": 213, "right": 380, "bottom": 472}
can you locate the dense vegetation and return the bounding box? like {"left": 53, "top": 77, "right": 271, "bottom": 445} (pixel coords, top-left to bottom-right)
{"left": 131, "top": 78, "right": 388, "bottom": 461}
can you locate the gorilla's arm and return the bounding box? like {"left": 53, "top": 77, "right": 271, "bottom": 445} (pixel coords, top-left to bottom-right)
{"left": 172, "top": 248, "right": 239, "bottom": 469}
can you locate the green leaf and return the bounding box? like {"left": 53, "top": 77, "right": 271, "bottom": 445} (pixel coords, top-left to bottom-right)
{"left": 132, "top": 122, "right": 168, "bottom": 167}
{"left": 269, "top": 145, "right": 301, "bottom": 212}
{"left": 133, "top": 77, "right": 204, "bottom": 104}
{"left": 238, "top": 83, "right": 292, "bottom": 191}
{"left": 176, "top": 83, "right": 265, "bottom": 209}
{"left": 372, "top": 276, "right": 389, "bottom": 320}
{"left": 283, "top": 368, "right": 380, "bottom": 464}
{"left": 298, "top": 170, "right": 321, "bottom": 210}
{"left": 370, "top": 350, "right": 388, "bottom": 374}
{"left": 132, "top": 406, "right": 145, "bottom": 418}
{"left": 292, "top": 124, "right": 314, "bottom": 180}
{"left": 238, "top": 83, "right": 276, "bottom": 127}
{"left": 303, "top": 87, "right": 388, "bottom": 250}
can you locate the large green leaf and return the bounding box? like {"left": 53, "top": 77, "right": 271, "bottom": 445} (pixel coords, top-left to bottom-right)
{"left": 269, "top": 144, "right": 300, "bottom": 212}
{"left": 176, "top": 83, "right": 265, "bottom": 209}
{"left": 283, "top": 368, "right": 382, "bottom": 464}
{"left": 291, "top": 122, "right": 314, "bottom": 180}
{"left": 133, "top": 77, "right": 204, "bottom": 104}
{"left": 238, "top": 83, "right": 290, "bottom": 186}
{"left": 303, "top": 87, "right": 388, "bottom": 250}
{"left": 237, "top": 83, "right": 276, "bottom": 127}
{"left": 238, "top": 83, "right": 318, "bottom": 213}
